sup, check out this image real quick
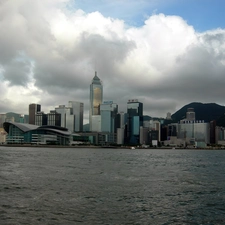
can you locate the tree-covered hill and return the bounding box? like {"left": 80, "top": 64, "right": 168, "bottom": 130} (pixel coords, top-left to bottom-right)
{"left": 171, "top": 102, "right": 225, "bottom": 123}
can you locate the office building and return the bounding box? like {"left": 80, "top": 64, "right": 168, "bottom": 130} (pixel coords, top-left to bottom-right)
{"left": 47, "top": 110, "right": 61, "bottom": 126}
{"left": 55, "top": 105, "right": 74, "bottom": 131}
{"left": 100, "top": 101, "right": 118, "bottom": 133}
{"left": 89, "top": 71, "right": 103, "bottom": 131}
{"left": 91, "top": 115, "right": 101, "bottom": 132}
{"left": 177, "top": 120, "right": 210, "bottom": 145}
{"left": 126, "top": 99, "right": 143, "bottom": 144}
{"left": 149, "top": 120, "right": 161, "bottom": 141}
{"left": 29, "top": 103, "right": 41, "bottom": 125}
{"left": 35, "top": 112, "right": 48, "bottom": 126}
{"left": 68, "top": 101, "right": 84, "bottom": 132}
{"left": 55, "top": 101, "right": 84, "bottom": 133}
{"left": 115, "top": 112, "right": 127, "bottom": 129}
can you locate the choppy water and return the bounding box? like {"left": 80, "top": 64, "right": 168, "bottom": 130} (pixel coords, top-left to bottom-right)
{"left": 0, "top": 147, "right": 225, "bottom": 225}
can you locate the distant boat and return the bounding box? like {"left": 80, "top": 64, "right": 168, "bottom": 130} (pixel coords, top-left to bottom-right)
{"left": 131, "top": 147, "right": 135, "bottom": 150}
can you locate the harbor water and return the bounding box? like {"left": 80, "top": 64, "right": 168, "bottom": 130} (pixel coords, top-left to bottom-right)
{"left": 0, "top": 147, "right": 225, "bottom": 224}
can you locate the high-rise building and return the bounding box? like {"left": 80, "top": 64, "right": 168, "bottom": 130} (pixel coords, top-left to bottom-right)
{"left": 35, "top": 112, "right": 48, "bottom": 126}
{"left": 47, "top": 110, "right": 61, "bottom": 126}
{"left": 29, "top": 103, "right": 41, "bottom": 125}
{"left": 149, "top": 120, "right": 161, "bottom": 141}
{"left": 55, "top": 102, "right": 84, "bottom": 132}
{"left": 126, "top": 99, "right": 143, "bottom": 144}
{"left": 55, "top": 105, "right": 74, "bottom": 131}
{"left": 89, "top": 71, "right": 103, "bottom": 131}
{"left": 68, "top": 101, "right": 84, "bottom": 132}
{"left": 100, "top": 101, "right": 118, "bottom": 133}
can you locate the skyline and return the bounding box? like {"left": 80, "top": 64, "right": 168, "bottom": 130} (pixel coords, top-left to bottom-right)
{"left": 1, "top": 0, "right": 225, "bottom": 124}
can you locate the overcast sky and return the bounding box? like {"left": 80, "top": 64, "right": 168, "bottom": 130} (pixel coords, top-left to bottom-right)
{"left": 1, "top": 0, "right": 225, "bottom": 123}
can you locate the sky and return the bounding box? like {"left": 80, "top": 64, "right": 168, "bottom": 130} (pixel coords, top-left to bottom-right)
{"left": 1, "top": 0, "right": 225, "bottom": 124}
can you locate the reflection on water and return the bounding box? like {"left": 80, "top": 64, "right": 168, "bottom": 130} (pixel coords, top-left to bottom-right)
{"left": 0, "top": 147, "right": 225, "bottom": 224}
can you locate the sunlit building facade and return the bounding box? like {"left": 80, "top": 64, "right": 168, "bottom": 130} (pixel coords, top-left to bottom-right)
{"left": 89, "top": 72, "right": 103, "bottom": 131}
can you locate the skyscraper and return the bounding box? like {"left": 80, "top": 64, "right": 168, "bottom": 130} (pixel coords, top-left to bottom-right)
{"left": 68, "top": 101, "right": 84, "bottom": 132}
{"left": 89, "top": 71, "right": 103, "bottom": 131}
{"left": 100, "top": 101, "right": 118, "bottom": 133}
{"left": 126, "top": 99, "right": 143, "bottom": 144}
{"left": 29, "top": 103, "right": 41, "bottom": 125}
{"left": 55, "top": 101, "right": 84, "bottom": 132}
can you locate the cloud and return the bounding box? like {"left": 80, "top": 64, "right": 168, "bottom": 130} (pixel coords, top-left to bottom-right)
{"left": 0, "top": 0, "right": 225, "bottom": 123}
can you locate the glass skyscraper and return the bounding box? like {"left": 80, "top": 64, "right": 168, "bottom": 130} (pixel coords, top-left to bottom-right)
{"left": 89, "top": 72, "right": 103, "bottom": 131}
{"left": 100, "top": 101, "right": 118, "bottom": 133}
{"left": 55, "top": 101, "right": 84, "bottom": 132}
{"left": 126, "top": 99, "right": 143, "bottom": 144}
{"left": 68, "top": 101, "right": 84, "bottom": 132}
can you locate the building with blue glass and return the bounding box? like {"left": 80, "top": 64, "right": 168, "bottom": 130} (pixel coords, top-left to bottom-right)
{"left": 100, "top": 101, "right": 118, "bottom": 133}
{"left": 126, "top": 99, "right": 143, "bottom": 144}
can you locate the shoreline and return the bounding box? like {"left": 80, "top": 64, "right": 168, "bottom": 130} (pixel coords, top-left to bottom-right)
{"left": 0, "top": 144, "right": 224, "bottom": 150}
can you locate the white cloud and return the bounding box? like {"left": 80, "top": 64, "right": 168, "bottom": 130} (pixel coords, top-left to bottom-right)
{"left": 0, "top": 0, "right": 225, "bottom": 123}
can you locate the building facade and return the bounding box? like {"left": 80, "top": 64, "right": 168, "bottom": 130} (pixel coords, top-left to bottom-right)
{"left": 3, "top": 122, "right": 72, "bottom": 145}
{"left": 35, "top": 112, "right": 47, "bottom": 126}
{"left": 29, "top": 103, "right": 41, "bottom": 125}
{"left": 100, "top": 101, "right": 118, "bottom": 133}
{"left": 55, "top": 105, "right": 74, "bottom": 132}
{"left": 47, "top": 110, "right": 61, "bottom": 126}
{"left": 126, "top": 99, "right": 143, "bottom": 144}
{"left": 89, "top": 72, "right": 103, "bottom": 131}
{"left": 68, "top": 101, "right": 84, "bottom": 132}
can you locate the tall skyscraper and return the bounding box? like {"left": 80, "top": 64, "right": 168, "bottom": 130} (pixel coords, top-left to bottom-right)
{"left": 68, "top": 101, "right": 84, "bottom": 132}
{"left": 29, "top": 103, "right": 41, "bottom": 125}
{"left": 100, "top": 101, "right": 118, "bottom": 133}
{"left": 89, "top": 71, "right": 103, "bottom": 131}
{"left": 126, "top": 99, "right": 143, "bottom": 144}
{"left": 55, "top": 101, "right": 84, "bottom": 132}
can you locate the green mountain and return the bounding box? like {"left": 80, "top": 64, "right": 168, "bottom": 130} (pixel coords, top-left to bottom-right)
{"left": 171, "top": 102, "right": 225, "bottom": 123}
{"left": 6, "top": 112, "right": 29, "bottom": 123}
{"left": 216, "top": 114, "right": 225, "bottom": 127}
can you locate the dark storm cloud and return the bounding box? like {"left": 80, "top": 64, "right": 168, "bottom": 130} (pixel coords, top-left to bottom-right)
{"left": 1, "top": 0, "right": 225, "bottom": 119}
{"left": 3, "top": 57, "right": 32, "bottom": 86}
{"left": 33, "top": 32, "right": 135, "bottom": 93}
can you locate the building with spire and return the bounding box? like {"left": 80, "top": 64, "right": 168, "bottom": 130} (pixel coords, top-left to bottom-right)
{"left": 89, "top": 71, "right": 103, "bottom": 131}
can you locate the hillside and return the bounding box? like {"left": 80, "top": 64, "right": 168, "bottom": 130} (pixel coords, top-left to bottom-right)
{"left": 171, "top": 102, "right": 225, "bottom": 123}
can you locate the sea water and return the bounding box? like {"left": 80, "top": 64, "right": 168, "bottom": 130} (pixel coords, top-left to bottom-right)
{"left": 0, "top": 147, "right": 225, "bottom": 225}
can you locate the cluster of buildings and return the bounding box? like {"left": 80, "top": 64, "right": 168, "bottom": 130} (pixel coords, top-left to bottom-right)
{"left": 1, "top": 72, "right": 225, "bottom": 147}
